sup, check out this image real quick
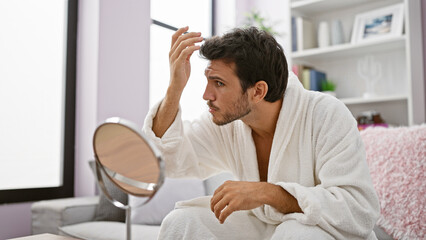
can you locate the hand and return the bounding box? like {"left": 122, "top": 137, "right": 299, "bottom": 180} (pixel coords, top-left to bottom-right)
{"left": 210, "top": 181, "right": 268, "bottom": 224}
{"left": 169, "top": 26, "right": 204, "bottom": 92}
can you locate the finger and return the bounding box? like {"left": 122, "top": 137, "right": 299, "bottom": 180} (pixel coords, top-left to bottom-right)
{"left": 170, "top": 37, "right": 203, "bottom": 62}
{"left": 171, "top": 42, "right": 195, "bottom": 63}
{"left": 219, "top": 204, "right": 235, "bottom": 224}
{"left": 171, "top": 26, "right": 189, "bottom": 48}
{"left": 213, "top": 198, "right": 229, "bottom": 219}
{"left": 176, "top": 45, "right": 201, "bottom": 63}
{"left": 170, "top": 32, "right": 202, "bottom": 56}
{"left": 171, "top": 31, "right": 200, "bottom": 50}
{"left": 210, "top": 182, "right": 231, "bottom": 211}
{"left": 186, "top": 51, "right": 194, "bottom": 61}
{"left": 210, "top": 189, "right": 224, "bottom": 212}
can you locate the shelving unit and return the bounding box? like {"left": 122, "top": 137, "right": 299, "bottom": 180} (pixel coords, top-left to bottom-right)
{"left": 292, "top": 35, "right": 406, "bottom": 61}
{"left": 340, "top": 95, "right": 407, "bottom": 105}
{"left": 291, "top": 0, "right": 375, "bottom": 15}
{"left": 289, "top": 0, "right": 425, "bottom": 126}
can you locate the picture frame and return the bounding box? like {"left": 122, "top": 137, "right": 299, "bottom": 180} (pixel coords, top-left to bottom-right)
{"left": 351, "top": 3, "right": 404, "bottom": 44}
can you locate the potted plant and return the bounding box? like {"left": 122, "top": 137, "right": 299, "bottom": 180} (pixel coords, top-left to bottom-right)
{"left": 321, "top": 79, "right": 337, "bottom": 97}
{"left": 244, "top": 10, "right": 280, "bottom": 36}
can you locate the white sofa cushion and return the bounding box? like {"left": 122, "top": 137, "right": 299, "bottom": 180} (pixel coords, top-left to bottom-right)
{"left": 31, "top": 196, "right": 99, "bottom": 235}
{"left": 129, "top": 178, "right": 205, "bottom": 225}
{"left": 59, "top": 221, "right": 160, "bottom": 240}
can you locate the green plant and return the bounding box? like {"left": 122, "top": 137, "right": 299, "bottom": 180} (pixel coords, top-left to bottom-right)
{"left": 321, "top": 80, "right": 336, "bottom": 91}
{"left": 244, "top": 10, "right": 280, "bottom": 36}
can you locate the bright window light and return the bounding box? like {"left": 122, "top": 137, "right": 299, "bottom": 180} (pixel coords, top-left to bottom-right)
{"left": 0, "top": 0, "right": 68, "bottom": 190}
{"left": 150, "top": 0, "right": 212, "bottom": 121}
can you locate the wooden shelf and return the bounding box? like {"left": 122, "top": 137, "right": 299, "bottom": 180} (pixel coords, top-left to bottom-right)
{"left": 291, "top": 0, "right": 380, "bottom": 14}
{"left": 340, "top": 95, "right": 407, "bottom": 105}
{"left": 292, "top": 36, "right": 406, "bottom": 61}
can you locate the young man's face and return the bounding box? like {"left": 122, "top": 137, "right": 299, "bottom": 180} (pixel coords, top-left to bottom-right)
{"left": 203, "top": 60, "right": 251, "bottom": 126}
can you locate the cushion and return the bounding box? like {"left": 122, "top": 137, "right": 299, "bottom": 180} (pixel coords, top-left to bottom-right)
{"left": 129, "top": 178, "right": 205, "bottom": 225}
{"left": 204, "top": 172, "right": 235, "bottom": 195}
{"left": 89, "top": 161, "right": 128, "bottom": 222}
{"left": 59, "top": 221, "right": 160, "bottom": 240}
{"left": 360, "top": 125, "right": 426, "bottom": 239}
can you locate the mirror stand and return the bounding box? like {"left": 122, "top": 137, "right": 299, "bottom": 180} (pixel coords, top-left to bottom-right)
{"left": 95, "top": 159, "right": 133, "bottom": 240}
{"left": 95, "top": 159, "right": 152, "bottom": 240}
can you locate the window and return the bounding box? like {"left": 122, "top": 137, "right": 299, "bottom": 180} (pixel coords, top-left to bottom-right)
{"left": 150, "top": 0, "right": 213, "bottom": 121}
{"left": 0, "top": 0, "right": 77, "bottom": 203}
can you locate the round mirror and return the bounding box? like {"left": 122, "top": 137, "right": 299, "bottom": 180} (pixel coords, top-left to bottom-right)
{"left": 93, "top": 117, "right": 164, "bottom": 197}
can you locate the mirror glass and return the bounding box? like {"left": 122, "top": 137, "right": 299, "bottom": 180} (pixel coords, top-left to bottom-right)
{"left": 93, "top": 119, "right": 163, "bottom": 197}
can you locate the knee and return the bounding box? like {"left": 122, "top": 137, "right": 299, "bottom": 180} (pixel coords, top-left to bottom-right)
{"left": 159, "top": 207, "right": 216, "bottom": 239}
{"left": 271, "top": 220, "right": 333, "bottom": 240}
{"left": 161, "top": 207, "right": 211, "bottom": 230}
{"left": 159, "top": 208, "right": 193, "bottom": 239}
{"left": 161, "top": 208, "right": 192, "bottom": 228}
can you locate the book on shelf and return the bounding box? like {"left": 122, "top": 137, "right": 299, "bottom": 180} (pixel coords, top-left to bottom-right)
{"left": 291, "top": 16, "right": 297, "bottom": 52}
{"left": 302, "top": 68, "right": 311, "bottom": 90}
{"left": 292, "top": 65, "right": 326, "bottom": 92}
{"left": 291, "top": 16, "right": 316, "bottom": 52}
{"left": 292, "top": 64, "right": 312, "bottom": 89}
{"left": 309, "top": 69, "right": 326, "bottom": 91}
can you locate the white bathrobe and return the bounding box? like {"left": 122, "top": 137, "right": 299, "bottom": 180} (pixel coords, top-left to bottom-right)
{"left": 143, "top": 73, "right": 380, "bottom": 239}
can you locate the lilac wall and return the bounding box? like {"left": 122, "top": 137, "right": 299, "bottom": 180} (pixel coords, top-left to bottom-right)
{"left": 74, "top": 0, "right": 151, "bottom": 198}
{"left": 0, "top": 0, "right": 151, "bottom": 238}
{"left": 74, "top": 0, "right": 99, "bottom": 198}
{"left": 0, "top": 203, "right": 32, "bottom": 239}
{"left": 97, "top": 0, "right": 150, "bottom": 124}
{"left": 423, "top": 0, "right": 426, "bottom": 120}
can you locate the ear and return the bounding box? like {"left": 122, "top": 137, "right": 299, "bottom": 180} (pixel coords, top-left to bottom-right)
{"left": 251, "top": 81, "right": 268, "bottom": 103}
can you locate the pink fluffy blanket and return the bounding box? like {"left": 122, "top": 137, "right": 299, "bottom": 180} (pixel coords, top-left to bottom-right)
{"left": 360, "top": 125, "right": 426, "bottom": 239}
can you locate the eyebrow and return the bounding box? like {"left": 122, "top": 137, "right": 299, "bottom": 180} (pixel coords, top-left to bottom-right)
{"left": 206, "top": 75, "right": 226, "bottom": 82}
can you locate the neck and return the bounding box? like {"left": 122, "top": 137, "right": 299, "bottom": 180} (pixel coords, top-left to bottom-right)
{"left": 242, "top": 99, "right": 283, "bottom": 138}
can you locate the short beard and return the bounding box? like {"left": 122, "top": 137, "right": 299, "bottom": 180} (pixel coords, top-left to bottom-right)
{"left": 210, "top": 92, "right": 251, "bottom": 126}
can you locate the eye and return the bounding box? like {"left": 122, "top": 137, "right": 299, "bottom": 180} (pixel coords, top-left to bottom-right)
{"left": 216, "top": 81, "right": 224, "bottom": 87}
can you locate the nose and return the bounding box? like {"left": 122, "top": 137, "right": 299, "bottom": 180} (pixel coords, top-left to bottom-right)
{"left": 203, "top": 83, "right": 215, "bottom": 101}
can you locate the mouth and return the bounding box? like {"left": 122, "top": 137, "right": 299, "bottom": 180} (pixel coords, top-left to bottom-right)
{"left": 207, "top": 102, "right": 219, "bottom": 113}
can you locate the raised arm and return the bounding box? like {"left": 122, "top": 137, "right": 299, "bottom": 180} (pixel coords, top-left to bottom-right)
{"left": 152, "top": 26, "right": 203, "bottom": 137}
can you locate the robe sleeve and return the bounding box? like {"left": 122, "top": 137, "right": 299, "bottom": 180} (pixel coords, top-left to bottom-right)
{"left": 142, "top": 100, "right": 231, "bottom": 179}
{"left": 265, "top": 97, "right": 380, "bottom": 239}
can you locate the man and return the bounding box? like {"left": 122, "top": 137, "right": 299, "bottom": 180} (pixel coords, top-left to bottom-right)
{"left": 143, "top": 26, "right": 380, "bottom": 239}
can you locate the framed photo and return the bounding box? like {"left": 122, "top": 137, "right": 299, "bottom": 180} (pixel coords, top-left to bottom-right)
{"left": 351, "top": 3, "right": 404, "bottom": 44}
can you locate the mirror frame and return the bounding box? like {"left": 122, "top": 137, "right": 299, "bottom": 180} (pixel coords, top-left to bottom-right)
{"left": 93, "top": 117, "right": 165, "bottom": 205}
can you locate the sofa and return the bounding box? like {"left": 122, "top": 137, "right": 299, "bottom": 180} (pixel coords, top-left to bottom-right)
{"left": 31, "top": 125, "right": 425, "bottom": 240}
{"left": 32, "top": 170, "right": 234, "bottom": 240}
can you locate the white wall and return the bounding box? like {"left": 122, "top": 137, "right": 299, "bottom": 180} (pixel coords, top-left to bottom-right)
{"left": 214, "top": 0, "right": 236, "bottom": 34}
{"left": 235, "top": 0, "right": 291, "bottom": 62}
{"left": 408, "top": 0, "right": 426, "bottom": 124}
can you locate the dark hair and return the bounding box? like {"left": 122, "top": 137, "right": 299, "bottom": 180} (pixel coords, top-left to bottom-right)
{"left": 200, "top": 27, "right": 288, "bottom": 102}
